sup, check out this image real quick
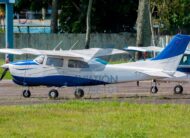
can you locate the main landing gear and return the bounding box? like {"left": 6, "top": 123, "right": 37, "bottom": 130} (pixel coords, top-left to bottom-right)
{"left": 150, "top": 80, "right": 184, "bottom": 94}
{"left": 49, "top": 89, "right": 59, "bottom": 99}
{"left": 22, "top": 88, "right": 85, "bottom": 99}
{"left": 173, "top": 85, "right": 183, "bottom": 94}
{"left": 48, "top": 88, "right": 85, "bottom": 99}
{"left": 150, "top": 80, "right": 158, "bottom": 94}
{"left": 74, "top": 88, "right": 84, "bottom": 98}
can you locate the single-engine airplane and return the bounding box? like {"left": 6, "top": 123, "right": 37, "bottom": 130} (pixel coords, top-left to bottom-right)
{"left": 0, "top": 34, "right": 189, "bottom": 99}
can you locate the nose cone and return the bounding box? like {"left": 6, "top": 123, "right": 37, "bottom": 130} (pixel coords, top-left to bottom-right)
{"left": 1, "top": 63, "right": 10, "bottom": 69}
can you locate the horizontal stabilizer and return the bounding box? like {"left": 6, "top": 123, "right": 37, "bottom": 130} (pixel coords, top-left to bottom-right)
{"left": 139, "top": 70, "right": 172, "bottom": 78}
{"left": 172, "top": 71, "right": 187, "bottom": 78}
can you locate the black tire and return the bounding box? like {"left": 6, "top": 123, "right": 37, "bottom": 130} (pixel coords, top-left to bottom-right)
{"left": 174, "top": 85, "right": 183, "bottom": 94}
{"left": 23, "top": 90, "right": 31, "bottom": 98}
{"left": 49, "top": 89, "right": 59, "bottom": 99}
{"left": 150, "top": 86, "right": 158, "bottom": 94}
{"left": 74, "top": 88, "right": 84, "bottom": 98}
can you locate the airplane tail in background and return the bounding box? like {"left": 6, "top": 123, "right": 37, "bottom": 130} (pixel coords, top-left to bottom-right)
{"left": 152, "top": 34, "right": 190, "bottom": 61}
{"left": 149, "top": 34, "right": 190, "bottom": 73}
{"left": 128, "top": 34, "right": 190, "bottom": 77}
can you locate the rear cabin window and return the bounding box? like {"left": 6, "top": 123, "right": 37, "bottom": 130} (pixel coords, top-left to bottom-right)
{"left": 46, "top": 57, "right": 64, "bottom": 67}
{"left": 68, "top": 59, "right": 89, "bottom": 68}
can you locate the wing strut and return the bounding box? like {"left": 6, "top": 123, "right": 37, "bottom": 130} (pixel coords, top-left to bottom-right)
{"left": 53, "top": 41, "right": 63, "bottom": 50}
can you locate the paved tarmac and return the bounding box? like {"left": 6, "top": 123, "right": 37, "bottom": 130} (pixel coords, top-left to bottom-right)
{"left": 0, "top": 80, "right": 190, "bottom": 105}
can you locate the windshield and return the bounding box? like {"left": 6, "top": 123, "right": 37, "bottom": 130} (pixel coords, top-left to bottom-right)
{"left": 34, "top": 55, "right": 45, "bottom": 64}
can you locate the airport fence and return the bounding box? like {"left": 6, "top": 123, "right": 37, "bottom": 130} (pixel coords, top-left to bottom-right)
{"left": 0, "top": 33, "right": 172, "bottom": 60}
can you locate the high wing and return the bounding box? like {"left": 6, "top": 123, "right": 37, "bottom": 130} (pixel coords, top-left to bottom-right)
{"left": 0, "top": 48, "right": 127, "bottom": 60}
{"left": 0, "top": 48, "right": 86, "bottom": 59}
{"left": 72, "top": 48, "right": 127, "bottom": 58}
{"left": 123, "top": 46, "right": 163, "bottom": 52}
{"left": 124, "top": 45, "right": 190, "bottom": 54}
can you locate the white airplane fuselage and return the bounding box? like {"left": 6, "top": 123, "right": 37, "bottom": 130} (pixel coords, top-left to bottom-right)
{"left": 5, "top": 53, "right": 182, "bottom": 87}
{"left": 7, "top": 58, "right": 155, "bottom": 87}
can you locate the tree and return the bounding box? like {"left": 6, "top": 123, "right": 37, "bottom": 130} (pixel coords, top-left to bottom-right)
{"left": 85, "top": 0, "right": 93, "bottom": 49}
{"left": 136, "top": 0, "right": 151, "bottom": 59}
{"left": 59, "top": 0, "right": 88, "bottom": 33}
{"left": 59, "top": 0, "right": 138, "bottom": 33}
{"left": 136, "top": 0, "right": 151, "bottom": 46}
{"left": 0, "top": 6, "right": 5, "bottom": 32}
{"left": 14, "top": 0, "right": 51, "bottom": 13}
{"left": 51, "top": 0, "right": 58, "bottom": 33}
{"left": 150, "top": 0, "right": 190, "bottom": 34}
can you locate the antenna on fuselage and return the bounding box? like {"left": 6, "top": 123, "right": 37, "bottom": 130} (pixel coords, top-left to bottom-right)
{"left": 53, "top": 41, "right": 63, "bottom": 51}
{"left": 69, "top": 40, "right": 79, "bottom": 51}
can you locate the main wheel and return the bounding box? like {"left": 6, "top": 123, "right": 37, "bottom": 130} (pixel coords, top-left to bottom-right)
{"left": 174, "top": 85, "right": 183, "bottom": 94}
{"left": 74, "top": 88, "right": 84, "bottom": 98}
{"left": 49, "top": 89, "right": 59, "bottom": 99}
{"left": 150, "top": 86, "right": 158, "bottom": 94}
{"left": 23, "top": 90, "right": 31, "bottom": 98}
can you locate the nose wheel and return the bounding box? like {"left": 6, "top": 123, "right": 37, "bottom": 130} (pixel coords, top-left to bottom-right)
{"left": 23, "top": 90, "right": 31, "bottom": 98}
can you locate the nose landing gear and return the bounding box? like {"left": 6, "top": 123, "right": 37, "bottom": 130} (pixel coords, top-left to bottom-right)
{"left": 23, "top": 89, "right": 31, "bottom": 98}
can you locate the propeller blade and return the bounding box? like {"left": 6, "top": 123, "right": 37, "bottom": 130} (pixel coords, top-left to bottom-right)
{"left": 0, "top": 68, "right": 9, "bottom": 80}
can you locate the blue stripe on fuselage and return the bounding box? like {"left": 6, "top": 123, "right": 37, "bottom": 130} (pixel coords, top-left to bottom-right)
{"left": 11, "top": 60, "right": 38, "bottom": 66}
{"left": 12, "top": 75, "right": 108, "bottom": 87}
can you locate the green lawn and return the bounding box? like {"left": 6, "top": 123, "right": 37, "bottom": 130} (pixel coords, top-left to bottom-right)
{"left": 0, "top": 101, "right": 190, "bottom": 138}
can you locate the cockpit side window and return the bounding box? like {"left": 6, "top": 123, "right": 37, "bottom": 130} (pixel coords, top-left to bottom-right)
{"left": 34, "top": 55, "right": 45, "bottom": 64}
{"left": 68, "top": 59, "right": 89, "bottom": 68}
{"left": 46, "top": 57, "right": 64, "bottom": 67}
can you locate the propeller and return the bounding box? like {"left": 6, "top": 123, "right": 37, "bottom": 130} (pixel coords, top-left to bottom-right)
{"left": 0, "top": 68, "right": 9, "bottom": 81}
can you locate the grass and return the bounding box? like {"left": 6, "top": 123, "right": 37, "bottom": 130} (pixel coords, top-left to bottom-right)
{"left": 0, "top": 101, "right": 190, "bottom": 137}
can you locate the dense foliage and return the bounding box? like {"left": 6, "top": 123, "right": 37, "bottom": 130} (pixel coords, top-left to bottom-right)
{"left": 14, "top": 0, "right": 51, "bottom": 12}
{"left": 59, "top": 0, "right": 138, "bottom": 33}
{"left": 1, "top": 0, "right": 190, "bottom": 34}
{"left": 150, "top": 0, "right": 190, "bottom": 34}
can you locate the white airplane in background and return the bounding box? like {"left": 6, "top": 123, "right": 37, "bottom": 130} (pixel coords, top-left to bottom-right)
{"left": 0, "top": 34, "right": 189, "bottom": 99}
{"left": 124, "top": 42, "right": 190, "bottom": 94}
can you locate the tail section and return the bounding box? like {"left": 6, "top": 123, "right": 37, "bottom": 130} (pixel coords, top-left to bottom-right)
{"left": 148, "top": 34, "right": 190, "bottom": 72}
{"left": 152, "top": 34, "right": 190, "bottom": 60}
{"left": 128, "top": 34, "right": 190, "bottom": 76}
